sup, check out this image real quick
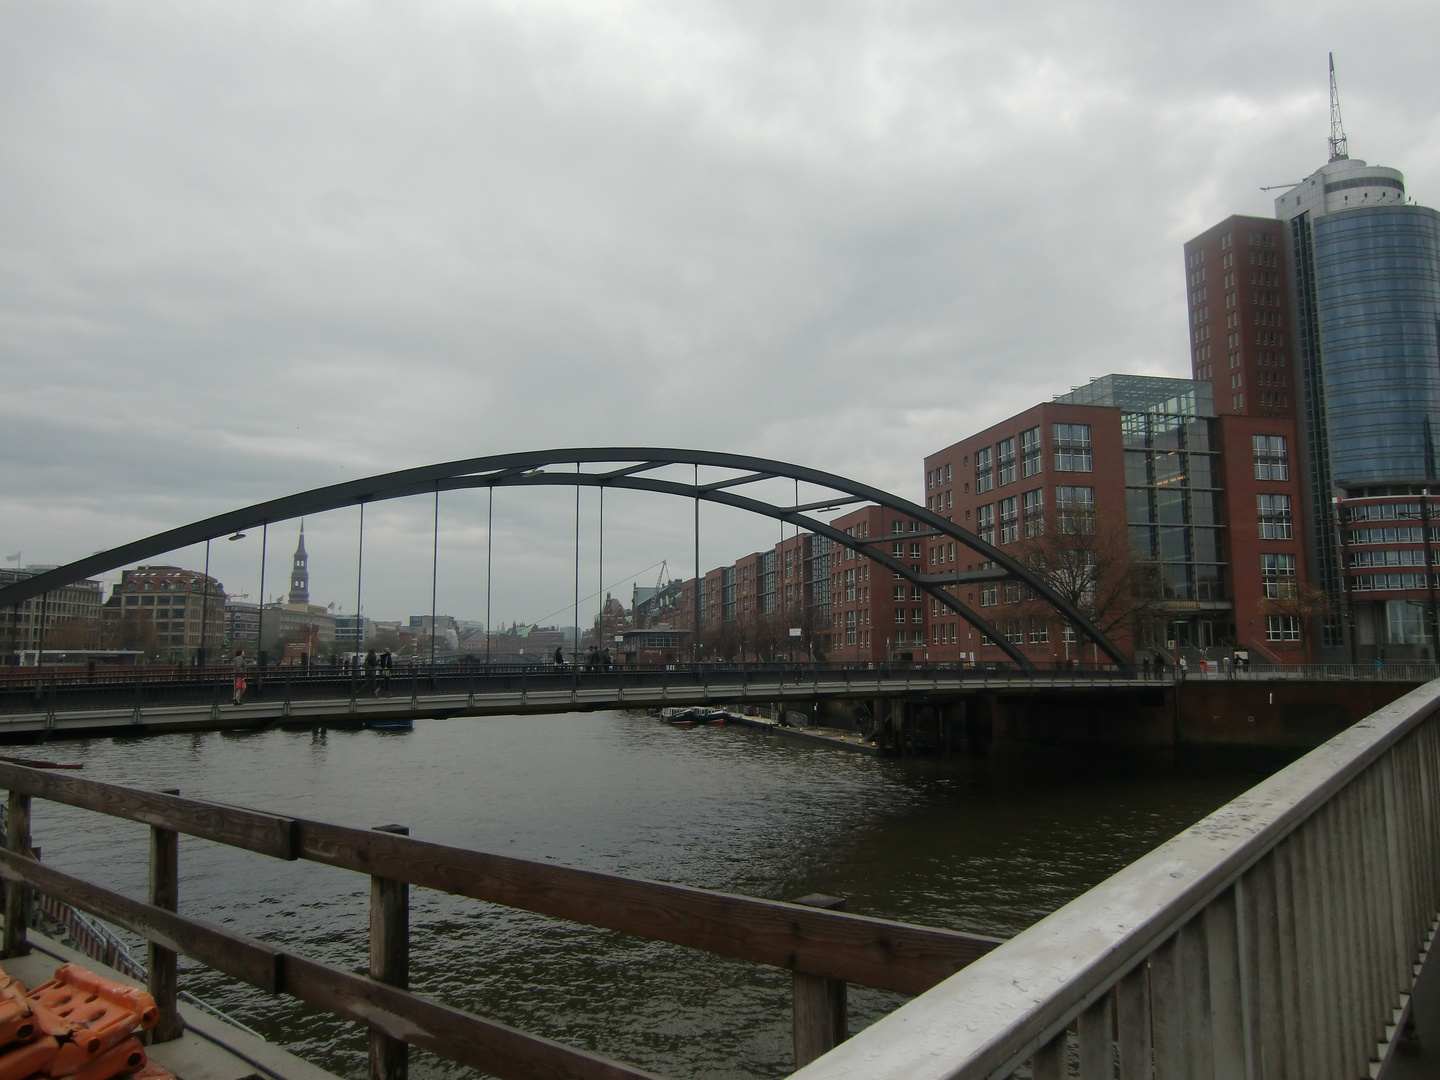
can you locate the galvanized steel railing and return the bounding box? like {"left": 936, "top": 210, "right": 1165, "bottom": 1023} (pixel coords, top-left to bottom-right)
{"left": 794, "top": 679, "right": 1440, "bottom": 1080}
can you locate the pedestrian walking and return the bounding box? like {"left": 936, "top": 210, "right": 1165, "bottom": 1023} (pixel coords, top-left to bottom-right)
{"left": 364, "top": 649, "right": 378, "bottom": 695}
{"left": 380, "top": 648, "right": 393, "bottom": 695}
{"left": 602, "top": 647, "right": 613, "bottom": 671}
{"left": 1142, "top": 656, "right": 1151, "bottom": 680}
{"left": 1179, "top": 656, "right": 1188, "bottom": 681}
{"left": 554, "top": 646, "right": 565, "bottom": 668}
{"left": 232, "top": 650, "right": 247, "bottom": 705}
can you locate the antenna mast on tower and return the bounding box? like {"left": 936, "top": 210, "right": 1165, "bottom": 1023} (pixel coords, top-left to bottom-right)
{"left": 1328, "top": 52, "right": 1349, "bottom": 162}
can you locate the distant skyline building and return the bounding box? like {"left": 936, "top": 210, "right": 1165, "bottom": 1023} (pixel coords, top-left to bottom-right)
{"left": 288, "top": 522, "right": 310, "bottom": 605}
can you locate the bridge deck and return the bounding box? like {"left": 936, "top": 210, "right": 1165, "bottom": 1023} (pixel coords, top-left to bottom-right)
{"left": 0, "top": 668, "right": 1155, "bottom": 739}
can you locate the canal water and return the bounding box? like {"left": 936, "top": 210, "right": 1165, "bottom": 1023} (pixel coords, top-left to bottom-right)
{"left": 27, "top": 714, "right": 1264, "bottom": 1079}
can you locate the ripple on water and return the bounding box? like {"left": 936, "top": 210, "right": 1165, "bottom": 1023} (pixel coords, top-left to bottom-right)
{"left": 29, "top": 713, "right": 1261, "bottom": 1079}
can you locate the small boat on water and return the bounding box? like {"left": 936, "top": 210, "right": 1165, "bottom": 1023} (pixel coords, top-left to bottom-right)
{"left": 659, "top": 707, "right": 728, "bottom": 726}
{"left": 367, "top": 717, "right": 414, "bottom": 731}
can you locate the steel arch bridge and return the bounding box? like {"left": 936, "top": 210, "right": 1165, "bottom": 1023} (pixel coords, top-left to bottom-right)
{"left": 0, "top": 448, "right": 1125, "bottom": 668}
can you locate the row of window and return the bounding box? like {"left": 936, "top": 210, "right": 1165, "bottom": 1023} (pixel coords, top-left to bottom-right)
{"left": 1348, "top": 526, "right": 1435, "bottom": 545}
{"left": 973, "top": 487, "right": 1095, "bottom": 545}
{"left": 974, "top": 424, "right": 1093, "bottom": 493}
{"left": 1350, "top": 574, "right": 1440, "bottom": 592}
{"left": 1345, "top": 503, "right": 1430, "bottom": 523}
{"left": 1349, "top": 549, "right": 1428, "bottom": 568}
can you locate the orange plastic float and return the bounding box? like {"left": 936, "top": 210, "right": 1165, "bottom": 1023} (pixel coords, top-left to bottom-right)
{"left": 0, "top": 961, "right": 165, "bottom": 1080}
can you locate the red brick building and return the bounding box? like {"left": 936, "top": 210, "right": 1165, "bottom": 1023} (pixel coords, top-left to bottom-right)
{"left": 923, "top": 396, "right": 1129, "bottom": 665}
{"left": 1183, "top": 215, "right": 1294, "bottom": 420}
{"left": 921, "top": 375, "right": 1308, "bottom": 666}
{"left": 826, "top": 506, "right": 926, "bottom": 663}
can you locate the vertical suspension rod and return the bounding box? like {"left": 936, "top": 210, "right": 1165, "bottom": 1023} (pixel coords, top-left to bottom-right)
{"left": 430, "top": 484, "right": 440, "bottom": 671}
{"left": 573, "top": 464, "right": 581, "bottom": 664}
{"left": 258, "top": 524, "right": 268, "bottom": 662}
{"left": 598, "top": 485, "right": 605, "bottom": 660}
{"left": 485, "top": 488, "right": 493, "bottom": 669}
{"left": 355, "top": 505, "right": 364, "bottom": 654}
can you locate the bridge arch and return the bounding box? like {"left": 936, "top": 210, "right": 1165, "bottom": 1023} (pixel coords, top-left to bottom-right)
{"left": 0, "top": 448, "right": 1126, "bottom": 668}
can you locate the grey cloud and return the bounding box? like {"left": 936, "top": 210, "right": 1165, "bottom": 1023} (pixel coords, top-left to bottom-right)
{"left": 3, "top": 1, "right": 1437, "bottom": 622}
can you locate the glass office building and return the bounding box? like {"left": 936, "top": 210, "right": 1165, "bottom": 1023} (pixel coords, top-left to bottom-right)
{"left": 1277, "top": 157, "right": 1440, "bottom": 650}
{"left": 1311, "top": 207, "right": 1440, "bottom": 490}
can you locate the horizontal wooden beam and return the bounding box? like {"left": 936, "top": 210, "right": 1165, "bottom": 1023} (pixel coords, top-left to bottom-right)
{"left": 295, "top": 820, "right": 1000, "bottom": 996}
{"left": 0, "top": 850, "right": 664, "bottom": 1080}
{"left": 0, "top": 848, "right": 284, "bottom": 992}
{"left": 284, "top": 955, "right": 664, "bottom": 1080}
{"left": 0, "top": 762, "right": 1000, "bottom": 995}
{"left": 0, "top": 763, "right": 295, "bottom": 859}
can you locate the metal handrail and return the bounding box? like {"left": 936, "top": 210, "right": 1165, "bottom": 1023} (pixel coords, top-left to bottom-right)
{"left": 794, "top": 678, "right": 1440, "bottom": 1078}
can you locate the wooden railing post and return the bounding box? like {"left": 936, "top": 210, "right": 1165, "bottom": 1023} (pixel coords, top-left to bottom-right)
{"left": 2, "top": 791, "right": 31, "bottom": 957}
{"left": 792, "top": 893, "right": 847, "bottom": 1069}
{"left": 370, "top": 823, "right": 410, "bottom": 1080}
{"left": 148, "top": 788, "right": 183, "bottom": 1042}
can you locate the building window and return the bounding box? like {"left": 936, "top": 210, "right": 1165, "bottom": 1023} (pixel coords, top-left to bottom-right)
{"left": 999, "top": 497, "right": 1019, "bottom": 544}
{"left": 845, "top": 610, "right": 856, "bottom": 645}
{"left": 891, "top": 541, "right": 904, "bottom": 558}
{"left": 980, "top": 585, "right": 997, "bottom": 607}
{"left": 894, "top": 609, "right": 906, "bottom": 625}
{"left": 977, "top": 504, "right": 995, "bottom": 545}
{"left": 1257, "top": 494, "right": 1293, "bottom": 540}
{"left": 1254, "top": 435, "right": 1289, "bottom": 480}
{"left": 1004, "top": 619, "right": 1023, "bottom": 645}
{"left": 1055, "top": 486, "right": 1096, "bottom": 533}
{"left": 1053, "top": 424, "right": 1092, "bottom": 472}
{"left": 1028, "top": 619, "right": 1049, "bottom": 645}
{"left": 1003, "top": 583, "right": 1021, "bottom": 604}
{"left": 893, "top": 586, "right": 906, "bottom": 602}
{"left": 912, "top": 608, "right": 923, "bottom": 624}
{"left": 1261, "top": 553, "right": 1296, "bottom": 599}
{"left": 844, "top": 568, "right": 856, "bottom": 602}
{"left": 1021, "top": 427, "right": 1042, "bottom": 477}
{"left": 996, "top": 438, "right": 1016, "bottom": 486}
{"left": 1023, "top": 488, "right": 1044, "bottom": 538}
{"left": 1266, "top": 615, "right": 1301, "bottom": 642}
{"left": 975, "top": 447, "right": 994, "bottom": 493}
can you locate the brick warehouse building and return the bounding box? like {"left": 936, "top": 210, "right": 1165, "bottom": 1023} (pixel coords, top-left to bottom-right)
{"left": 826, "top": 506, "right": 926, "bottom": 663}
{"left": 922, "top": 375, "right": 1308, "bottom": 666}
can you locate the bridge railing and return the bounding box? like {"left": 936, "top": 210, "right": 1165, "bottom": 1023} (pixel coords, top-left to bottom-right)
{"left": 0, "top": 760, "right": 1002, "bottom": 1080}
{"left": 793, "top": 678, "right": 1440, "bottom": 1080}
{"left": 0, "top": 659, "right": 1145, "bottom": 717}
{"left": 3, "top": 659, "right": 1437, "bottom": 721}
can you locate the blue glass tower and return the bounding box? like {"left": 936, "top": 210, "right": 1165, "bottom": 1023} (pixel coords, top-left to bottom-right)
{"left": 1277, "top": 159, "right": 1440, "bottom": 619}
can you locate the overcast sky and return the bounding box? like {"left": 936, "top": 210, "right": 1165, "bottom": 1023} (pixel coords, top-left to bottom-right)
{"left": 3, "top": 2, "right": 1438, "bottom": 628}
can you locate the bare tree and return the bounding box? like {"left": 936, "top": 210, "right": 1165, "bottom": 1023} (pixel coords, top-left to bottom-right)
{"left": 1258, "top": 584, "right": 1332, "bottom": 664}
{"left": 709, "top": 620, "right": 743, "bottom": 662}
{"left": 47, "top": 616, "right": 101, "bottom": 650}
{"left": 1014, "top": 505, "right": 1150, "bottom": 658}
{"left": 110, "top": 610, "right": 158, "bottom": 654}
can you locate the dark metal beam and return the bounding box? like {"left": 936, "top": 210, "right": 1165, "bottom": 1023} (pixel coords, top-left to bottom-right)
{"left": 0, "top": 448, "right": 1127, "bottom": 665}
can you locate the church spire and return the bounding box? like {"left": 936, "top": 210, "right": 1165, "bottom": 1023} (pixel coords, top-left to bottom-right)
{"left": 288, "top": 520, "right": 310, "bottom": 605}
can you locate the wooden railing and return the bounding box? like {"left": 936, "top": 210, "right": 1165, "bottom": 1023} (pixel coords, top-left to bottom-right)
{"left": 792, "top": 679, "right": 1440, "bottom": 1079}
{"left": 0, "top": 762, "right": 1001, "bottom": 1080}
